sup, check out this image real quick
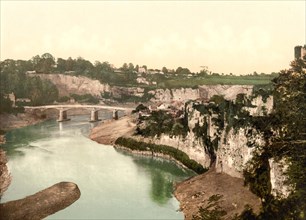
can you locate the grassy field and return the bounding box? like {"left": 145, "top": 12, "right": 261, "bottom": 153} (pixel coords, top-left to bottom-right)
{"left": 148, "top": 74, "right": 275, "bottom": 89}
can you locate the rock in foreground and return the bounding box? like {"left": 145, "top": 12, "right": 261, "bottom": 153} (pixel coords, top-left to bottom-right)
{"left": 0, "top": 182, "right": 81, "bottom": 220}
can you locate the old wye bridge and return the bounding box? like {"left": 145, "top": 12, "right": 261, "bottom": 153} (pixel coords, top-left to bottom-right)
{"left": 24, "top": 105, "right": 134, "bottom": 122}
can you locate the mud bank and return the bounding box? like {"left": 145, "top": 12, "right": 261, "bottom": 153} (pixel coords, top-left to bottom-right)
{"left": 90, "top": 116, "right": 137, "bottom": 145}
{"left": 175, "top": 169, "right": 261, "bottom": 220}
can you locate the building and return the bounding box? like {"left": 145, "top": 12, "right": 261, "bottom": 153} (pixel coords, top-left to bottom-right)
{"left": 138, "top": 67, "right": 146, "bottom": 73}
{"left": 294, "top": 45, "right": 306, "bottom": 59}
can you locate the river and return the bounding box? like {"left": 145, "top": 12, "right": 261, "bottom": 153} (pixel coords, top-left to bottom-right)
{"left": 0, "top": 115, "right": 194, "bottom": 219}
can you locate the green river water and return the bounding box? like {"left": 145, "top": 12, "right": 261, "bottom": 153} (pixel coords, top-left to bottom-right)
{"left": 0, "top": 115, "right": 194, "bottom": 219}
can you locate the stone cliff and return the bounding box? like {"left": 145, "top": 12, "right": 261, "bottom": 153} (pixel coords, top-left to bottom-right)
{"left": 31, "top": 73, "right": 256, "bottom": 103}
{"left": 29, "top": 73, "right": 111, "bottom": 97}
{"left": 133, "top": 91, "right": 291, "bottom": 199}
{"left": 149, "top": 85, "right": 253, "bottom": 102}
{"left": 0, "top": 149, "right": 11, "bottom": 197}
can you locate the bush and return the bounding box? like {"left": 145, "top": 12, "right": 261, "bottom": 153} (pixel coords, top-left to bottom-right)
{"left": 115, "top": 137, "right": 207, "bottom": 174}
{"left": 70, "top": 93, "right": 99, "bottom": 104}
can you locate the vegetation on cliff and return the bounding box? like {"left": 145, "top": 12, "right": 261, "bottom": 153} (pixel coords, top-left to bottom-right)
{"left": 132, "top": 56, "right": 305, "bottom": 219}
{"left": 234, "top": 56, "right": 305, "bottom": 220}
{"left": 0, "top": 58, "right": 59, "bottom": 110}
{"left": 115, "top": 137, "right": 206, "bottom": 174}
{"left": 1, "top": 53, "right": 276, "bottom": 110}
{"left": 136, "top": 109, "right": 189, "bottom": 138}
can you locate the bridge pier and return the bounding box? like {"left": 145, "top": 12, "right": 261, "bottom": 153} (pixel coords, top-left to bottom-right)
{"left": 57, "top": 109, "right": 70, "bottom": 122}
{"left": 112, "top": 110, "right": 118, "bottom": 120}
{"left": 89, "top": 110, "right": 101, "bottom": 122}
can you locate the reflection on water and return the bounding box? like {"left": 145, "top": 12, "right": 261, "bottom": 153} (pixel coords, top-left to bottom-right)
{"left": 129, "top": 154, "right": 195, "bottom": 205}
{"left": 150, "top": 170, "right": 173, "bottom": 204}
{"left": 1, "top": 115, "right": 194, "bottom": 219}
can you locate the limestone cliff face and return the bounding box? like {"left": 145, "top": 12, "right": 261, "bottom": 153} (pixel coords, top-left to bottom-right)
{"left": 31, "top": 73, "right": 256, "bottom": 104}
{"left": 198, "top": 85, "right": 253, "bottom": 101}
{"left": 32, "top": 74, "right": 146, "bottom": 100}
{"left": 111, "top": 86, "right": 145, "bottom": 99}
{"left": 154, "top": 133, "right": 211, "bottom": 168}
{"left": 215, "top": 128, "right": 264, "bottom": 178}
{"left": 245, "top": 96, "right": 274, "bottom": 116}
{"left": 31, "top": 73, "right": 111, "bottom": 97}
{"left": 0, "top": 149, "right": 11, "bottom": 197}
{"left": 142, "top": 94, "right": 290, "bottom": 198}
{"left": 150, "top": 85, "right": 254, "bottom": 102}
{"left": 269, "top": 158, "right": 293, "bottom": 198}
{"left": 150, "top": 88, "right": 200, "bottom": 102}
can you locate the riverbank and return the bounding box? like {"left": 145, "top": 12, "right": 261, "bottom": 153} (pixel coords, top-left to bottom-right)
{"left": 0, "top": 149, "right": 11, "bottom": 197}
{"left": 90, "top": 116, "right": 137, "bottom": 145}
{"left": 114, "top": 145, "right": 191, "bottom": 171}
{"left": 175, "top": 168, "right": 261, "bottom": 219}
{"left": 0, "top": 112, "right": 48, "bottom": 144}
{"left": 90, "top": 115, "right": 262, "bottom": 219}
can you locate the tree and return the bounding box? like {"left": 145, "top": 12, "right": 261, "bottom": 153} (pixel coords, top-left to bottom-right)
{"left": 75, "top": 57, "right": 94, "bottom": 75}
{"left": 175, "top": 67, "right": 183, "bottom": 74}
{"left": 121, "top": 63, "right": 128, "bottom": 72}
{"left": 128, "top": 63, "right": 134, "bottom": 71}
{"left": 56, "top": 58, "right": 67, "bottom": 73}
{"left": 65, "top": 57, "right": 75, "bottom": 72}
{"left": 0, "top": 92, "right": 13, "bottom": 113}
{"left": 271, "top": 57, "right": 306, "bottom": 140}
{"left": 244, "top": 56, "right": 306, "bottom": 219}
{"left": 135, "top": 65, "right": 139, "bottom": 72}
{"left": 162, "top": 67, "right": 168, "bottom": 74}
{"left": 31, "top": 53, "right": 55, "bottom": 73}
{"left": 176, "top": 67, "right": 191, "bottom": 75}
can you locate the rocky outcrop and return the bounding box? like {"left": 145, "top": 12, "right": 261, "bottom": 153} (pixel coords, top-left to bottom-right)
{"left": 245, "top": 95, "right": 274, "bottom": 116}
{"left": 149, "top": 85, "right": 254, "bottom": 102}
{"left": 0, "top": 182, "right": 80, "bottom": 220}
{"left": 31, "top": 73, "right": 257, "bottom": 103}
{"left": 198, "top": 85, "right": 253, "bottom": 101}
{"left": 269, "top": 158, "right": 293, "bottom": 198}
{"left": 111, "top": 86, "right": 145, "bottom": 99}
{"left": 153, "top": 133, "right": 211, "bottom": 168}
{"left": 215, "top": 128, "right": 265, "bottom": 178}
{"left": 150, "top": 88, "right": 200, "bottom": 102}
{"left": 0, "top": 149, "right": 11, "bottom": 197}
{"left": 30, "top": 73, "right": 111, "bottom": 97}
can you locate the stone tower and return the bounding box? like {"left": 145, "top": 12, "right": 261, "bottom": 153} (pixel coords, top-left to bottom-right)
{"left": 294, "top": 45, "right": 306, "bottom": 59}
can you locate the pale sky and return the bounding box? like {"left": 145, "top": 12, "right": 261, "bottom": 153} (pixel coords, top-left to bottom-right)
{"left": 0, "top": 1, "right": 305, "bottom": 74}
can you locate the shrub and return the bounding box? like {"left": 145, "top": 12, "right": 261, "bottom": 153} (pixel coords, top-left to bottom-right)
{"left": 115, "top": 137, "right": 207, "bottom": 174}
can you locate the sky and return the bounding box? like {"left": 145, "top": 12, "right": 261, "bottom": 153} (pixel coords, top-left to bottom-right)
{"left": 0, "top": 1, "right": 305, "bottom": 75}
